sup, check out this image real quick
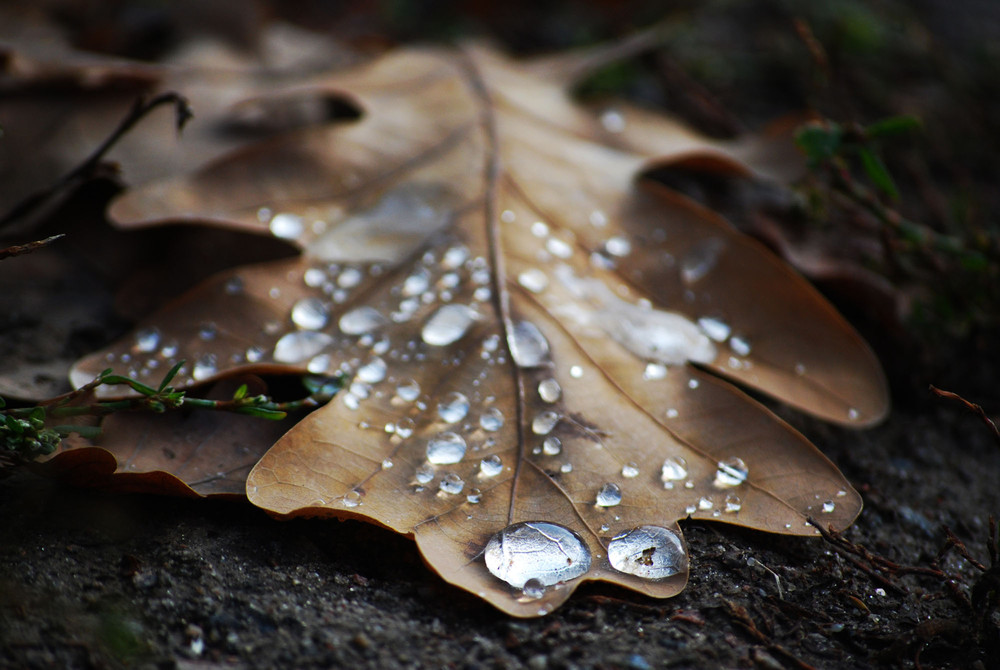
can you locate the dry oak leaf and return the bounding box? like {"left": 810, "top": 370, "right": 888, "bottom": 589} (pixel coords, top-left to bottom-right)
{"left": 72, "top": 43, "right": 889, "bottom": 616}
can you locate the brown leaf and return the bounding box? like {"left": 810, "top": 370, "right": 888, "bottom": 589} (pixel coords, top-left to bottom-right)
{"left": 71, "top": 44, "right": 887, "bottom": 615}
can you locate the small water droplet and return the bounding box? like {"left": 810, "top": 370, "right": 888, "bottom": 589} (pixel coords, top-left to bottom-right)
{"left": 537, "top": 378, "right": 562, "bottom": 403}
{"left": 531, "top": 221, "right": 549, "bottom": 237}
{"left": 340, "top": 306, "right": 386, "bottom": 335}
{"left": 198, "top": 322, "right": 217, "bottom": 341}
{"left": 337, "top": 267, "right": 362, "bottom": 288}
{"left": 661, "top": 456, "right": 688, "bottom": 484}
{"left": 426, "top": 432, "right": 467, "bottom": 465}
{"left": 542, "top": 436, "right": 562, "bottom": 456}
{"left": 821, "top": 500, "right": 836, "bottom": 514}
{"left": 355, "top": 357, "right": 387, "bottom": 384}
{"left": 600, "top": 109, "right": 626, "bottom": 133}
{"left": 303, "top": 267, "right": 326, "bottom": 287}
{"left": 621, "top": 462, "right": 639, "bottom": 478}
{"left": 520, "top": 578, "right": 546, "bottom": 601}
{"left": 467, "top": 488, "right": 482, "bottom": 504}
{"left": 643, "top": 363, "right": 667, "bottom": 380}
{"left": 160, "top": 340, "right": 179, "bottom": 358}
{"left": 724, "top": 494, "right": 742, "bottom": 513}
{"left": 479, "top": 455, "right": 503, "bottom": 477}
{"left": 697, "top": 497, "right": 713, "bottom": 510}
{"left": 570, "top": 365, "right": 583, "bottom": 378}
{"left": 402, "top": 269, "right": 431, "bottom": 296}
{"left": 438, "top": 473, "right": 464, "bottom": 495}
{"left": 665, "top": 408, "right": 679, "bottom": 419}
{"left": 484, "top": 522, "right": 591, "bottom": 589}
{"left": 680, "top": 238, "right": 724, "bottom": 284}
{"left": 532, "top": 411, "right": 560, "bottom": 436}
{"left": 342, "top": 490, "right": 361, "bottom": 508}
{"left": 697, "top": 316, "right": 731, "bottom": 342}
{"left": 517, "top": 269, "right": 549, "bottom": 294}
{"left": 395, "top": 417, "right": 415, "bottom": 439}
{"left": 192, "top": 353, "right": 217, "bottom": 381}
{"left": 479, "top": 408, "right": 504, "bottom": 432}
{"left": 607, "top": 526, "right": 687, "bottom": 580}
{"left": 421, "top": 304, "right": 478, "bottom": 346}
{"left": 442, "top": 245, "right": 469, "bottom": 269}
{"left": 589, "top": 210, "right": 608, "bottom": 227}
{"left": 847, "top": 408, "right": 860, "bottom": 421}
{"left": 270, "top": 213, "right": 303, "bottom": 239}
{"left": 687, "top": 378, "right": 700, "bottom": 389}
{"left": 560, "top": 462, "right": 573, "bottom": 474}
{"left": 729, "top": 335, "right": 751, "bottom": 357}
{"left": 836, "top": 489, "right": 848, "bottom": 498}
{"left": 714, "top": 457, "right": 749, "bottom": 488}
{"left": 308, "top": 353, "right": 331, "bottom": 373}
{"left": 274, "top": 331, "right": 334, "bottom": 363}
{"left": 437, "top": 392, "right": 470, "bottom": 424}
{"left": 685, "top": 504, "right": 696, "bottom": 515}
{"left": 133, "top": 327, "right": 160, "bottom": 353}
{"left": 595, "top": 483, "right": 622, "bottom": 507}
{"left": 509, "top": 320, "right": 550, "bottom": 368}
{"left": 381, "top": 458, "right": 394, "bottom": 470}
{"left": 604, "top": 236, "right": 631, "bottom": 257}
{"left": 395, "top": 380, "right": 420, "bottom": 402}
{"left": 291, "top": 297, "right": 330, "bottom": 330}
{"left": 243, "top": 346, "right": 264, "bottom": 363}
{"left": 415, "top": 463, "right": 435, "bottom": 485}
{"left": 545, "top": 237, "right": 573, "bottom": 259}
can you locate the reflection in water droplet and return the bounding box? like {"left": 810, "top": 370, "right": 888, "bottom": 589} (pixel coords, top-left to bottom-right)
{"left": 714, "top": 457, "right": 749, "bottom": 488}
{"left": 340, "top": 306, "right": 386, "bottom": 335}
{"left": 643, "top": 363, "right": 667, "bottom": 380}
{"left": 396, "top": 380, "right": 420, "bottom": 402}
{"left": 595, "top": 483, "right": 622, "bottom": 507}
{"left": 821, "top": 500, "right": 836, "bottom": 514}
{"left": 291, "top": 297, "right": 329, "bottom": 330}
{"left": 532, "top": 411, "right": 560, "bottom": 436}
{"left": 274, "top": 331, "right": 334, "bottom": 363}
{"left": 421, "top": 304, "right": 478, "bottom": 346}
{"left": 520, "top": 578, "right": 545, "bottom": 600}
{"left": 518, "top": 269, "right": 548, "bottom": 294}
{"left": 621, "top": 462, "right": 639, "bottom": 478}
{"left": 270, "top": 213, "right": 303, "bottom": 239}
{"left": 724, "top": 494, "right": 742, "bottom": 513}
{"left": 480, "top": 408, "right": 504, "bottom": 432}
{"left": 729, "top": 335, "right": 751, "bottom": 357}
{"left": 192, "top": 353, "right": 217, "bottom": 381}
{"left": 537, "top": 378, "right": 562, "bottom": 403}
{"left": 680, "top": 238, "right": 725, "bottom": 284}
{"left": 356, "top": 357, "right": 387, "bottom": 384}
{"left": 508, "top": 320, "right": 550, "bottom": 368}
{"left": 484, "top": 521, "right": 591, "bottom": 589}
{"left": 697, "top": 316, "right": 731, "bottom": 342}
{"left": 426, "top": 432, "right": 467, "bottom": 465}
{"left": 415, "top": 463, "right": 434, "bottom": 485}
{"left": 661, "top": 457, "right": 688, "bottom": 485}
{"left": 479, "top": 455, "right": 503, "bottom": 477}
{"left": 608, "top": 526, "right": 687, "bottom": 580}
{"left": 134, "top": 327, "right": 161, "bottom": 353}
{"left": 438, "top": 392, "right": 470, "bottom": 424}
{"left": 439, "top": 473, "right": 464, "bottom": 495}
{"left": 542, "top": 437, "right": 562, "bottom": 456}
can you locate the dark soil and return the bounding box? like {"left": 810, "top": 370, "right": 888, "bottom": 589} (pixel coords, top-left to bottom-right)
{"left": 3, "top": 2, "right": 999, "bottom": 668}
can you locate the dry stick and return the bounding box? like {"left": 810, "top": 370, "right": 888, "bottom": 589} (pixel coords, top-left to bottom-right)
{"left": 929, "top": 385, "right": 1000, "bottom": 448}
{"left": 0, "top": 92, "right": 192, "bottom": 230}
{"left": 0, "top": 234, "right": 65, "bottom": 261}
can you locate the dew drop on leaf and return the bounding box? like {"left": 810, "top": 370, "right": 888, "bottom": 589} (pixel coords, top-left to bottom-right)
{"left": 466, "top": 488, "right": 482, "bottom": 504}
{"left": 729, "top": 335, "right": 751, "bottom": 357}
{"left": 438, "top": 473, "right": 464, "bottom": 495}
{"left": 269, "top": 212, "right": 303, "bottom": 239}
{"left": 607, "top": 526, "right": 687, "bottom": 580}
{"left": 273, "top": 331, "right": 334, "bottom": 363}
{"left": 724, "top": 494, "right": 742, "bottom": 513}
{"left": 342, "top": 490, "right": 361, "bottom": 508}
{"left": 337, "top": 267, "right": 362, "bottom": 288}
{"left": 660, "top": 456, "right": 688, "bottom": 485}
{"left": 421, "top": 304, "right": 478, "bottom": 346}
{"left": 484, "top": 521, "right": 591, "bottom": 589}
{"left": 356, "top": 356, "right": 387, "bottom": 384}
{"left": 541, "top": 437, "right": 561, "bottom": 456}
{"left": 595, "top": 483, "right": 622, "bottom": 507}
{"left": 291, "top": 297, "right": 330, "bottom": 330}
{"left": 531, "top": 411, "right": 560, "bottom": 436}
{"left": 133, "top": 327, "right": 161, "bottom": 353}
{"left": 192, "top": 353, "right": 217, "bottom": 381}
{"left": 414, "top": 463, "right": 435, "bottom": 485}
{"left": 437, "top": 392, "right": 470, "bottom": 424}
{"left": 603, "top": 235, "right": 631, "bottom": 257}
{"left": 822, "top": 500, "right": 836, "bottom": 514}
{"left": 339, "top": 306, "right": 386, "bottom": 335}
{"left": 520, "top": 578, "right": 546, "bottom": 601}
{"left": 479, "top": 407, "right": 504, "bottom": 432}
{"left": 714, "top": 457, "right": 749, "bottom": 488}
{"left": 643, "top": 363, "right": 667, "bottom": 380}
{"left": 517, "top": 269, "right": 549, "bottom": 294}
{"left": 537, "top": 378, "right": 562, "bottom": 403}
{"left": 621, "top": 462, "right": 639, "bottom": 478}
{"left": 680, "top": 238, "right": 724, "bottom": 284}
{"left": 697, "top": 316, "right": 731, "bottom": 342}
{"left": 697, "top": 497, "right": 713, "bottom": 510}
{"left": 508, "top": 320, "right": 550, "bottom": 368}
{"left": 479, "top": 455, "right": 503, "bottom": 477}
{"left": 394, "top": 417, "right": 415, "bottom": 439}
{"left": 426, "top": 432, "right": 467, "bottom": 465}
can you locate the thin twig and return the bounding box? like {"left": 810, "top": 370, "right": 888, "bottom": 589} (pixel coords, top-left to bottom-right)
{"left": 929, "top": 385, "right": 1000, "bottom": 448}
{"left": 0, "top": 234, "right": 65, "bottom": 260}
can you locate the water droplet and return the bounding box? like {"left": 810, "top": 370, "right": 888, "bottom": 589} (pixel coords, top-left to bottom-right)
{"left": 847, "top": 408, "right": 859, "bottom": 421}
{"left": 340, "top": 306, "right": 386, "bottom": 335}
{"left": 589, "top": 210, "right": 608, "bottom": 227}
{"left": 342, "top": 490, "right": 361, "bottom": 507}
{"left": 508, "top": 320, "right": 550, "bottom": 368}
{"left": 467, "top": 488, "right": 482, "bottom": 504}
{"left": 133, "top": 327, "right": 160, "bottom": 353}
{"left": 356, "top": 357, "right": 387, "bottom": 384}
{"left": 394, "top": 417, "right": 415, "bottom": 439}
{"left": 484, "top": 521, "right": 591, "bottom": 589}
{"left": 270, "top": 213, "right": 303, "bottom": 239}
{"left": 198, "top": 322, "right": 217, "bottom": 341}
{"left": 520, "top": 578, "right": 545, "bottom": 600}
{"left": 442, "top": 245, "right": 469, "bottom": 269}
{"left": 537, "top": 378, "right": 562, "bottom": 403}
{"left": 381, "top": 458, "right": 394, "bottom": 470}
{"left": 570, "top": 365, "right": 583, "bottom": 378}
{"left": 421, "top": 304, "right": 478, "bottom": 346}
{"left": 415, "top": 463, "right": 434, "bottom": 485}
{"left": 337, "top": 267, "right": 362, "bottom": 288}
{"left": 714, "top": 457, "right": 749, "bottom": 488}
{"left": 437, "top": 392, "right": 470, "bottom": 424}
{"left": 396, "top": 380, "right": 420, "bottom": 402}
{"left": 531, "top": 221, "right": 549, "bottom": 237}
{"left": 729, "top": 335, "right": 751, "bottom": 357}
{"left": 160, "top": 340, "right": 179, "bottom": 358}
{"left": 607, "top": 526, "right": 687, "bottom": 580}
{"left": 680, "top": 238, "right": 724, "bottom": 284}
{"left": 687, "top": 378, "right": 700, "bottom": 389}
{"left": 643, "top": 363, "right": 667, "bottom": 380}
{"left": 517, "top": 269, "right": 549, "bottom": 294}
{"left": 600, "top": 109, "right": 626, "bottom": 133}
{"left": 192, "top": 353, "right": 217, "bottom": 381}
{"left": 545, "top": 237, "right": 573, "bottom": 259}
{"left": 821, "top": 500, "right": 836, "bottom": 514}
{"left": 479, "top": 408, "right": 504, "bottom": 432}
{"left": 439, "top": 473, "right": 464, "bottom": 495}
{"left": 532, "top": 411, "right": 560, "bottom": 436}
{"left": 836, "top": 489, "right": 848, "bottom": 498}
{"left": 402, "top": 269, "right": 430, "bottom": 296}
{"left": 621, "top": 462, "right": 639, "bottom": 478}
{"left": 308, "top": 353, "right": 331, "bottom": 373}
{"left": 542, "top": 436, "right": 562, "bottom": 456}
{"left": 560, "top": 463, "right": 573, "bottom": 474}
{"left": 685, "top": 504, "right": 696, "bottom": 515}
{"left": 596, "top": 483, "right": 622, "bottom": 507}
{"left": 289, "top": 297, "right": 329, "bottom": 331}
{"left": 724, "top": 494, "right": 742, "bottom": 513}
{"left": 697, "top": 316, "right": 731, "bottom": 342}
{"left": 303, "top": 267, "right": 326, "bottom": 287}
{"left": 661, "top": 457, "right": 688, "bottom": 484}
{"left": 273, "top": 331, "right": 334, "bottom": 363}
{"left": 604, "top": 236, "right": 631, "bottom": 257}
{"left": 426, "top": 432, "right": 467, "bottom": 465}
{"left": 697, "top": 497, "right": 714, "bottom": 511}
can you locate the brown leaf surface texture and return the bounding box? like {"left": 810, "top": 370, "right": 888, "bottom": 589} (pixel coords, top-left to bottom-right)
{"left": 71, "top": 44, "right": 888, "bottom": 616}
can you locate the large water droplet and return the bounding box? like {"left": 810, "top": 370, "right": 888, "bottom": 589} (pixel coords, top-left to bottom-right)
{"left": 680, "top": 238, "right": 725, "bottom": 284}
{"left": 421, "top": 304, "right": 478, "bottom": 346}
{"left": 339, "top": 306, "right": 386, "bottom": 335}
{"left": 607, "top": 526, "right": 687, "bottom": 580}
{"left": 479, "top": 408, "right": 504, "bottom": 432}
{"left": 537, "top": 378, "right": 561, "bottom": 403}
{"left": 273, "top": 331, "right": 334, "bottom": 363}
{"left": 356, "top": 357, "right": 387, "bottom": 384}
{"left": 291, "top": 297, "right": 329, "bottom": 330}
{"left": 595, "top": 483, "right": 622, "bottom": 507}
{"left": 426, "top": 432, "right": 467, "bottom": 465}
{"left": 479, "top": 454, "right": 503, "bottom": 477}
{"left": 438, "top": 473, "right": 464, "bottom": 495}
{"left": 133, "top": 327, "right": 161, "bottom": 353}
{"left": 542, "top": 436, "right": 562, "bottom": 456}
{"left": 484, "top": 521, "right": 591, "bottom": 589}
{"left": 508, "top": 320, "right": 550, "bottom": 368}
{"left": 517, "top": 269, "right": 549, "bottom": 294}
{"left": 714, "top": 457, "right": 748, "bottom": 488}
{"left": 532, "top": 411, "right": 560, "bottom": 435}
{"left": 269, "top": 213, "right": 303, "bottom": 239}
{"left": 192, "top": 353, "right": 217, "bottom": 381}
{"left": 437, "top": 392, "right": 470, "bottom": 424}
{"left": 660, "top": 456, "right": 688, "bottom": 485}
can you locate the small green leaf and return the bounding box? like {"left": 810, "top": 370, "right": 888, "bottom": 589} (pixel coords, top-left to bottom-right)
{"left": 866, "top": 115, "right": 922, "bottom": 139}
{"left": 858, "top": 148, "right": 898, "bottom": 199}
{"left": 233, "top": 384, "right": 248, "bottom": 401}
{"left": 236, "top": 406, "right": 287, "bottom": 420}
{"left": 52, "top": 425, "right": 103, "bottom": 439}
{"left": 158, "top": 360, "right": 186, "bottom": 392}
{"left": 795, "top": 123, "right": 843, "bottom": 166}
